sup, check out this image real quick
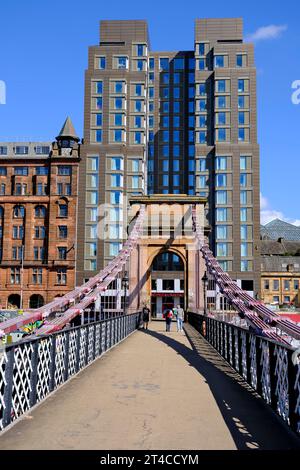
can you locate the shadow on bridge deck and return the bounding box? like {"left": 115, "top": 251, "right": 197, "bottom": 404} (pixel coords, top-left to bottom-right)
{"left": 0, "top": 321, "right": 299, "bottom": 450}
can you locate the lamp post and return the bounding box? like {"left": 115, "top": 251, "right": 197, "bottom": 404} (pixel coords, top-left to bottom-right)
{"left": 122, "top": 271, "right": 129, "bottom": 316}
{"left": 202, "top": 271, "right": 208, "bottom": 316}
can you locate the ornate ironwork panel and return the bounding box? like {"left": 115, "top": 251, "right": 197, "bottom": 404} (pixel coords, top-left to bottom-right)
{"left": 259, "top": 339, "right": 271, "bottom": 404}
{"left": 0, "top": 350, "right": 8, "bottom": 430}
{"left": 274, "top": 345, "right": 289, "bottom": 423}
{"left": 54, "top": 333, "right": 67, "bottom": 388}
{"left": 11, "top": 342, "right": 34, "bottom": 422}
{"left": 241, "top": 330, "right": 247, "bottom": 380}
{"left": 249, "top": 334, "right": 257, "bottom": 390}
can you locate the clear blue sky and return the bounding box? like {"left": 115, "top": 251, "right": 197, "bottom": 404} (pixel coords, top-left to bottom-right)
{"left": 0, "top": 0, "right": 299, "bottom": 224}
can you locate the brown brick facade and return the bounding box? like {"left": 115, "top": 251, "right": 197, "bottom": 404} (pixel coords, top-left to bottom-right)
{"left": 0, "top": 128, "right": 80, "bottom": 309}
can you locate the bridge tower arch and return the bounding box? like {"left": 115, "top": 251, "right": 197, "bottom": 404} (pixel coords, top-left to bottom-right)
{"left": 128, "top": 195, "right": 207, "bottom": 315}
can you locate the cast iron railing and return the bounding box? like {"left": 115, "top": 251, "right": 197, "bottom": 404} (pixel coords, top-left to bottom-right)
{"left": 188, "top": 312, "right": 300, "bottom": 435}
{"left": 0, "top": 312, "right": 141, "bottom": 431}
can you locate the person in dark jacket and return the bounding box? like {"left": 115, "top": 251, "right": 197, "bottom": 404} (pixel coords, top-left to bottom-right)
{"left": 142, "top": 305, "right": 150, "bottom": 330}
{"left": 164, "top": 308, "right": 173, "bottom": 332}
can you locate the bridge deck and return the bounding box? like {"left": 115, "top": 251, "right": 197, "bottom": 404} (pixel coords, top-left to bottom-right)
{"left": 0, "top": 321, "right": 299, "bottom": 450}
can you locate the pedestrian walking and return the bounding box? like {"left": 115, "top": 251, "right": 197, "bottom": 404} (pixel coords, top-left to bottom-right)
{"left": 142, "top": 305, "right": 150, "bottom": 330}
{"left": 164, "top": 308, "right": 173, "bottom": 332}
{"left": 176, "top": 305, "right": 184, "bottom": 332}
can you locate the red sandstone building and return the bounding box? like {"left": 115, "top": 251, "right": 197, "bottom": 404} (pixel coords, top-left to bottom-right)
{"left": 0, "top": 118, "right": 80, "bottom": 309}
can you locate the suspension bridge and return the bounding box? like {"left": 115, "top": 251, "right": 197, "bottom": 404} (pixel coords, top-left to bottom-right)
{"left": 0, "top": 199, "right": 300, "bottom": 449}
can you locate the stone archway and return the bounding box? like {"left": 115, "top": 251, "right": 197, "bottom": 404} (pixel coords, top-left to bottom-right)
{"left": 128, "top": 195, "right": 207, "bottom": 314}
{"left": 150, "top": 250, "right": 185, "bottom": 318}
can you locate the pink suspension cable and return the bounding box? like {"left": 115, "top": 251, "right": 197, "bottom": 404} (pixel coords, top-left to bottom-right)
{"left": 0, "top": 205, "right": 146, "bottom": 338}
{"left": 191, "top": 206, "right": 299, "bottom": 344}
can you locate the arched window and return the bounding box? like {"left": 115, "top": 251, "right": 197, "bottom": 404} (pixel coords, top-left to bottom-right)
{"left": 58, "top": 203, "right": 68, "bottom": 218}
{"left": 29, "top": 294, "right": 44, "bottom": 309}
{"left": 13, "top": 205, "right": 25, "bottom": 218}
{"left": 35, "top": 205, "right": 46, "bottom": 218}
{"left": 8, "top": 294, "right": 21, "bottom": 309}
{"left": 152, "top": 251, "right": 184, "bottom": 272}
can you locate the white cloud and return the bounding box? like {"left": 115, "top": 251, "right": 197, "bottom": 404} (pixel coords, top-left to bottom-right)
{"left": 260, "top": 193, "right": 300, "bottom": 226}
{"left": 246, "top": 24, "right": 287, "bottom": 42}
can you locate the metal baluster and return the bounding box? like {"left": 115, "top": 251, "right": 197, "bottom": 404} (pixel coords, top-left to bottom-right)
{"left": 63, "top": 330, "right": 70, "bottom": 382}
{"left": 75, "top": 328, "right": 81, "bottom": 373}
{"left": 3, "top": 347, "right": 15, "bottom": 428}
{"left": 287, "top": 349, "right": 299, "bottom": 433}
{"left": 49, "top": 335, "right": 56, "bottom": 392}
{"left": 269, "top": 342, "right": 278, "bottom": 412}
{"left": 92, "top": 324, "right": 97, "bottom": 361}
{"left": 29, "top": 341, "right": 39, "bottom": 408}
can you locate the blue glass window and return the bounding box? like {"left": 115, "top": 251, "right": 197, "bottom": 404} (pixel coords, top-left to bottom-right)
{"left": 134, "top": 132, "right": 142, "bottom": 144}
{"left": 199, "top": 115, "right": 206, "bottom": 128}
{"left": 199, "top": 100, "right": 206, "bottom": 111}
{"left": 135, "top": 116, "right": 142, "bottom": 128}
{"left": 189, "top": 58, "right": 195, "bottom": 69}
{"left": 216, "top": 225, "right": 227, "bottom": 239}
{"left": 199, "top": 83, "right": 206, "bottom": 95}
{"left": 173, "top": 131, "right": 180, "bottom": 142}
{"left": 117, "top": 57, "right": 127, "bottom": 69}
{"left": 163, "top": 116, "right": 169, "bottom": 127}
{"left": 114, "top": 114, "right": 122, "bottom": 126}
{"left": 217, "top": 96, "right": 226, "bottom": 108}
{"left": 240, "top": 173, "right": 247, "bottom": 186}
{"left": 198, "top": 58, "right": 205, "bottom": 70}
{"left": 216, "top": 80, "right": 226, "bottom": 93}
{"left": 216, "top": 174, "right": 227, "bottom": 187}
{"left": 149, "top": 58, "right": 154, "bottom": 70}
{"left": 137, "top": 44, "right": 144, "bottom": 56}
{"left": 162, "top": 145, "right": 169, "bottom": 157}
{"left": 218, "top": 113, "right": 226, "bottom": 125}
{"left": 217, "top": 129, "right": 226, "bottom": 141}
{"left": 236, "top": 54, "right": 243, "bottom": 67}
{"left": 174, "top": 58, "right": 184, "bottom": 69}
{"left": 135, "top": 100, "right": 142, "bottom": 112}
{"left": 238, "top": 79, "right": 245, "bottom": 92}
{"left": 96, "top": 81, "right": 103, "bottom": 94}
{"left": 238, "top": 112, "right": 245, "bottom": 125}
{"left": 174, "top": 116, "right": 180, "bottom": 127}
{"left": 199, "top": 43, "right": 205, "bottom": 55}
{"left": 216, "top": 191, "right": 227, "bottom": 205}
{"left": 238, "top": 96, "right": 245, "bottom": 109}
{"left": 173, "top": 145, "right": 180, "bottom": 157}
{"left": 214, "top": 55, "right": 225, "bottom": 68}
{"left": 96, "top": 114, "right": 102, "bottom": 126}
{"left": 96, "top": 130, "right": 102, "bottom": 142}
{"left": 115, "top": 97, "right": 123, "bottom": 109}
{"left": 135, "top": 84, "right": 142, "bottom": 96}
{"left": 160, "top": 58, "right": 169, "bottom": 70}
{"left": 215, "top": 157, "right": 227, "bottom": 170}
{"left": 174, "top": 102, "right": 180, "bottom": 113}
{"left": 163, "top": 102, "right": 169, "bottom": 113}
{"left": 163, "top": 88, "right": 169, "bottom": 98}
{"left": 99, "top": 57, "right": 106, "bottom": 69}
{"left": 163, "top": 131, "right": 169, "bottom": 142}
{"left": 173, "top": 87, "right": 180, "bottom": 99}
{"left": 114, "top": 130, "right": 122, "bottom": 142}
{"left": 238, "top": 128, "right": 245, "bottom": 141}
{"left": 199, "top": 131, "right": 206, "bottom": 144}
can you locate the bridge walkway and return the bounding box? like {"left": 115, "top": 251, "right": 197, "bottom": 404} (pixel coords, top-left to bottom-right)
{"left": 0, "top": 321, "right": 299, "bottom": 450}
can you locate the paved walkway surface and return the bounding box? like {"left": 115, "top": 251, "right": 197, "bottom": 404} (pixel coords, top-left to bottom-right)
{"left": 0, "top": 321, "right": 300, "bottom": 450}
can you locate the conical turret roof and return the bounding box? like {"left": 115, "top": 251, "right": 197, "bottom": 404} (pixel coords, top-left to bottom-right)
{"left": 56, "top": 117, "right": 79, "bottom": 141}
